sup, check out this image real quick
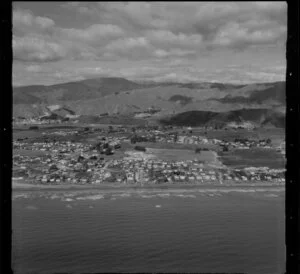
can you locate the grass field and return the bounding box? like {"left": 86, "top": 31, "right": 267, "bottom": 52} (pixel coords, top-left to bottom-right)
{"left": 135, "top": 141, "right": 218, "bottom": 151}
{"left": 146, "top": 148, "right": 217, "bottom": 162}
{"left": 219, "top": 148, "right": 285, "bottom": 169}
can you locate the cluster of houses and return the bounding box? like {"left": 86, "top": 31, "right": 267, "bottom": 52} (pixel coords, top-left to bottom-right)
{"left": 129, "top": 131, "right": 275, "bottom": 150}
{"left": 12, "top": 123, "right": 285, "bottom": 186}
{"left": 13, "top": 117, "right": 65, "bottom": 125}
{"left": 129, "top": 131, "right": 213, "bottom": 145}
{"left": 13, "top": 138, "right": 285, "bottom": 185}
{"left": 101, "top": 158, "right": 285, "bottom": 184}
{"left": 14, "top": 140, "right": 91, "bottom": 154}
{"left": 217, "top": 138, "right": 273, "bottom": 150}
{"left": 43, "top": 130, "right": 80, "bottom": 136}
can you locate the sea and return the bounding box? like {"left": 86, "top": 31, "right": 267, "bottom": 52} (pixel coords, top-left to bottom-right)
{"left": 12, "top": 188, "right": 285, "bottom": 274}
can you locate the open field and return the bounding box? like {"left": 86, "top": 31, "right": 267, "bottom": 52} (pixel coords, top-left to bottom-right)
{"left": 146, "top": 148, "right": 217, "bottom": 162}
{"left": 135, "top": 141, "right": 218, "bottom": 151}
{"left": 219, "top": 148, "right": 285, "bottom": 169}
{"left": 190, "top": 128, "right": 284, "bottom": 141}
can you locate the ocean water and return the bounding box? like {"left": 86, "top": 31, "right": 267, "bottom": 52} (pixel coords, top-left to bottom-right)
{"left": 12, "top": 190, "right": 285, "bottom": 274}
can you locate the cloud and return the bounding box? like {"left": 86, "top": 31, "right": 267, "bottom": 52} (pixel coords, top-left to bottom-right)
{"left": 12, "top": 9, "right": 126, "bottom": 63}
{"left": 146, "top": 30, "right": 203, "bottom": 50}
{"left": 103, "top": 37, "right": 153, "bottom": 60}
{"left": 62, "top": 2, "right": 100, "bottom": 16}
{"left": 26, "top": 64, "right": 42, "bottom": 72}
{"left": 13, "top": 36, "right": 66, "bottom": 62}
{"left": 13, "top": 3, "right": 287, "bottom": 64}
{"left": 153, "top": 48, "right": 196, "bottom": 59}
{"left": 13, "top": 9, "right": 55, "bottom": 36}
{"left": 107, "top": 37, "right": 149, "bottom": 50}
{"left": 12, "top": 2, "right": 287, "bottom": 86}
{"left": 212, "top": 22, "right": 286, "bottom": 49}
{"left": 59, "top": 24, "right": 124, "bottom": 44}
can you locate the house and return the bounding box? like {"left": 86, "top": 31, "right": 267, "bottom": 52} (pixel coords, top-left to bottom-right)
{"left": 127, "top": 176, "right": 134, "bottom": 183}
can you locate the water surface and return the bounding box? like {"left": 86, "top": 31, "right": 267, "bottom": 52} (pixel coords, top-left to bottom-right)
{"left": 12, "top": 190, "right": 285, "bottom": 273}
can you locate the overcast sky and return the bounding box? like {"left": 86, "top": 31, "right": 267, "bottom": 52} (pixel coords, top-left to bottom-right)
{"left": 13, "top": 2, "right": 287, "bottom": 86}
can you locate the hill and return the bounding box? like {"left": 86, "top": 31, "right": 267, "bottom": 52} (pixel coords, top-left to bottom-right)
{"left": 210, "top": 82, "right": 285, "bottom": 105}
{"left": 13, "top": 77, "right": 144, "bottom": 105}
{"left": 160, "top": 108, "right": 285, "bottom": 128}
{"left": 13, "top": 77, "right": 285, "bottom": 121}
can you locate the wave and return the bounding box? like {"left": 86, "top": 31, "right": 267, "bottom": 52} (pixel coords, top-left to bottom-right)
{"left": 175, "top": 194, "right": 196, "bottom": 198}
{"left": 76, "top": 194, "right": 105, "bottom": 201}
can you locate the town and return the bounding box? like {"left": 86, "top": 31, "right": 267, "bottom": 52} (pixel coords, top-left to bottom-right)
{"left": 13, "top": 124, "right": 285, "bottom": 186}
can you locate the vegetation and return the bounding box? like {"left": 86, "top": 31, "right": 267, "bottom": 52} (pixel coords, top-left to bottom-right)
{"left": 134, "top": 145, "right": 146, "bottom": 152}
{"left": 160, "top": 109, "right": 285, "bottom": 128}
{"left": 195, "top": 147, "right": 209, "bottom": 153}
{"left": 29, "top": 126, "right": 39, "bottom": 130}
{"left": 168, "top": 95, "right": 193, "bottom": 105}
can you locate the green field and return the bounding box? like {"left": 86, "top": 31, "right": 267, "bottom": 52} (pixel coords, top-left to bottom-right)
{"left": 146, "top": 148, "right": 217, "bottom": 162}
{"left": 219, "top": 148, "right": 285, "bottom": 169}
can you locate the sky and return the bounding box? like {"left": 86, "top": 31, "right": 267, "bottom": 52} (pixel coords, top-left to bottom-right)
{"left": 12, "top": 2, "right": 287, "bottom": 86}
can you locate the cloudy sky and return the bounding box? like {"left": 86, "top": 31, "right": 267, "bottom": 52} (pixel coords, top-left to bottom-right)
{"left": 13, "top": 2, "right": 287, "bottom": 86}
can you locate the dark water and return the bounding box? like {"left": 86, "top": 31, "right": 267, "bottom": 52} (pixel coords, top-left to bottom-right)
{"left": 12, "top": 190, "right": 285, "bottom": 274}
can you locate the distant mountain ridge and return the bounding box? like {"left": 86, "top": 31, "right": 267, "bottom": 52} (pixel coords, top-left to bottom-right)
{"left": 211, "top": 82, "right": 285, "bottom": 105}
{"left": 13, "top": 77, "right": 144, "bottom": 105}
{"left": 13, "top": 77, "right": 285, "bottom": 128}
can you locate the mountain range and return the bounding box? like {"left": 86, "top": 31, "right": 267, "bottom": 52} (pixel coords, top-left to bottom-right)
{"left": 13, "top": 77, "right": 285, "bottom": 128}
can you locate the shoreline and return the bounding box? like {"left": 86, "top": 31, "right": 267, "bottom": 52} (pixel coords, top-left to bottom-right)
{"left": 12, "top": 180, "right": 285, "bottom": 192}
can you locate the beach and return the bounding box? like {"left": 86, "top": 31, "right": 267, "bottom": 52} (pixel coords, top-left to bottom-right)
{"left": 13, "top": 180, "right": 285, "bottom": 193}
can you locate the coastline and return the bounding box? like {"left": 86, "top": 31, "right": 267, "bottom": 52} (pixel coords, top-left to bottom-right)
{"left": 12, "top": 180, "right": 285, "bottom": 192}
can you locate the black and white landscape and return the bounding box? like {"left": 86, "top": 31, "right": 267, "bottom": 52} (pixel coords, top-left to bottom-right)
{"left": 12, "top": 2, "right": 286, "bottom": 274}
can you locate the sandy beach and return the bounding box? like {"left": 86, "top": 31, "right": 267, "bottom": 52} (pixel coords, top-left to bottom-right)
{"left": 12, "top": 180, "right": 285, "bottom": 193}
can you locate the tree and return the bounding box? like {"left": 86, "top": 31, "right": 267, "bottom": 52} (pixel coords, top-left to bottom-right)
{"left": 49, "top": 164, "right": 58, "bottom": 172}
{"left": 89, "top": 156, "right": 97, "bottom": 160}
{"left": 77, "top": 155, "right": 85, "bottom": 162}
{"left": 134, "top": 145, "right": 146, "bottom": 152}
{"left": 29, "top": 126, "right": 39, "bottom": 130}
{"left": 103, "top": 143, "right": 109, "bottom": 149}
{"left": 105, "top": 147, "right": 113, "bottom": 155}
{"left": 173, "top": 133, "right": 178, "bottom": 143}
{"left": 222, "top": 146, "right": 229, "bottom": 152}
{"left": 130, "top": 135, "right": 137, "bottom": 144}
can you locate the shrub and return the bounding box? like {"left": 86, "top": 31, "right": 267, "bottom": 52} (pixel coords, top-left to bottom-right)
{"left": 29, "top": 126, "right": 39, "bottom": 130}
{"left": 195, "top": 148, "right": 202, "bottom": 153}
{"left": 222, "top": 146, "right": 229, "bottom": 152}
{"left": 134, "top": 146, "right": 146, "bottom": 152}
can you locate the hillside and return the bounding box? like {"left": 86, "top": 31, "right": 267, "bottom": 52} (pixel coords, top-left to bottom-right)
{"left": 13, "top": 77, "right": 285, "bottom": 123}
{"left": 160, "top": 109, "right": 285, "bottom": 128}
{"left": 210, "top": 82, "right": 285, "bottom": 105}
{"left": 13, "top": 77, "right": 144, "bottom": 105}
